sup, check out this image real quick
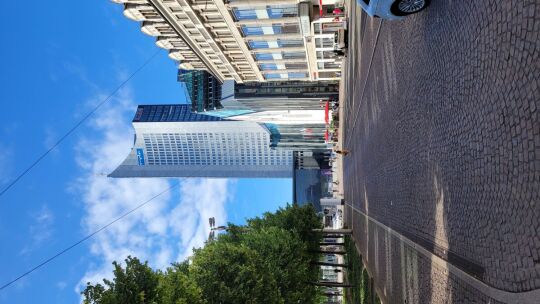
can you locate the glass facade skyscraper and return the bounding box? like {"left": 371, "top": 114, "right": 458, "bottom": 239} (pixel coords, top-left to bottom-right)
{"left": 227, "top": 80, "right": 339, "bottom": 111}
{"left": 109, "top": 105, "right": 293, "bottom": 178}
{"left": 178, "top": 70, "right": 223, "bottom": 112}
{"left": 219, "top": 79, "right": 339, "bottom": 115}
{"left": 133, "top": 104, "right": 223, "bottom": 122}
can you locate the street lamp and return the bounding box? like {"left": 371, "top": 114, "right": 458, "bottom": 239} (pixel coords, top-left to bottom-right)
{"left": 208, "top": 217, "right": 228, "bottom": 242}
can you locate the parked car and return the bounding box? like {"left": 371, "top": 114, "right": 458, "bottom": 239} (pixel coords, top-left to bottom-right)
{"left": 357, "top": 0, "right": 430, "bottom": 20}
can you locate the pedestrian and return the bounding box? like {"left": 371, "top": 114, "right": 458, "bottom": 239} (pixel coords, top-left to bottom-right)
{"left": 335, "top": 149, "right": 350, "bottom": 156}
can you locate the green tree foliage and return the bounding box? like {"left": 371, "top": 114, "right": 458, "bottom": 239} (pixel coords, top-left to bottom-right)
{"left": 82, "top": 256, "right": 159, "bottom": 304}
{"left": 191, "top": 241, "right": 281, "bottom": 304}
{"left": 82, "top": 204, "right": 323, "bottom": 304}
{"left": 157, "top": 261, "right": 204, "bottom": 304}
{"left": 247, "top": 203, "right": 322, "bottom": 252}
{"left": 239, "top": 227, "right": 318, "bottom": 303}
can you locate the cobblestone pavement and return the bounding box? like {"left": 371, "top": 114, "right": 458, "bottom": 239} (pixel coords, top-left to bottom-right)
{"left": 342, "top": 0, "right": 540, "bottom": 300}
{"left": 344, "top": 205, "right": 506, "bottom": 304}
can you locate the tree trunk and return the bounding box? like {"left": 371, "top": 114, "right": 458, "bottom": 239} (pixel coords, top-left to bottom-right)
{"left": 311, "top": 261, "right": 349, "bottom": 268}
{"left": 322, "top": 234, "right": 346, "bottom": 238}
{"left": 313, "top": 228, "right": 353, "bottom": 235}
{"left": 310, "top": 281, "right": 353, "bottom": 288}
{"left": 323, "top": 292, "right": 343, "bottom": 296}
{"left": 311, "top": 250, "right": 347, "bottom": 255}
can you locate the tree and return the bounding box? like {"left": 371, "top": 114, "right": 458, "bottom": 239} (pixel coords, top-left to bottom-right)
{"left": 238, "top": 226, "right": 319, "bottom": 303}
{"left": 82, "top": 256, "right": 159, "bottom": 304}
{"left": 211, "top": 204, "right": 324, "bottom": 303}
{"left": 247, "top": 203, "right": 322, "bottom": 253}
{"left": 190, "top": 241, "right": 282, "bottom": 304}
{"left": 157, "top": 261, "right": 205, "bottom": 304}
{"left": 82, "top": 204, "right": 325, "bottom": 304}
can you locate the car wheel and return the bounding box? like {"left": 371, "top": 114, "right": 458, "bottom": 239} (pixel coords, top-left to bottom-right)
{"left": 390, "top": 0, "right": 430, "bottom": 16}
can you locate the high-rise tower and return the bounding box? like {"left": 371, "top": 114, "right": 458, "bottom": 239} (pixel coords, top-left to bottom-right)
{"left": 109, "top": 104, "right": 293, "bottom": 178}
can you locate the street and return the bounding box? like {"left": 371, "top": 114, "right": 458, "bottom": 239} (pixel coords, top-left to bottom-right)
{"left": 342, "top": 0, "right": 540, "bottom": 303}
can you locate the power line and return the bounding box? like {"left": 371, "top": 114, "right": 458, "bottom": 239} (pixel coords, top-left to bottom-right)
{"left": 0, "top": 49, "right": 161, "bottom": 199}
{"left": 0, "top": 182, "right": 178, "bottom": 292}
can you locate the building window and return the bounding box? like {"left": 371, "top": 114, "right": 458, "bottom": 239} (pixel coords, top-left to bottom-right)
{"left": 315, "top": 37, "right": 334, "bottom": 48}
{"left": 259, "top": 63, "right": 279, "bottom": 70}
{"left": 285, "top": 63, "right": 308, "bottom": 69}
{"left": 318, "top": 71, "right": 340, "bottom": 78}
{"left": 233, "top": 5, "right": 297, "bottom": 20}
{"left": 267, "top": 6, "right": 298, "bottom": 18}
{"left": 282, "top": 51, "right": 306, "bottom": 59}
{"left": 241, "top": 24, "right": 299, "bottom": 36}
{"left": 289, "top": 72, "right": 308, "bottom": 79}
{"left": 255, "top": 53, "right": 276, "bottom": 60}
{"left": 264, "top": 73, "right": 286, "bottom": 80}
{"left": 242, "top": 25, "right": 265, "bottom": 36}
{"left": 249, "top": 40, "right": 302, "bottom": 49}
{"left": 249, "top": 41, "right": 270, "bottom": 49}
{"left": 232, "top": 8, "right": 258, "bottom": 20}
{"left": 317, "top": 62, "right": 341, "bottom": 70}
{"left": 254, "top": 51, "right": 305, "bottom": 61}
{"left": 277, "top": 39, "right": 304, "bottom": 47}
{"left": 316, "top": 50, "right": 341, "bottom": 60}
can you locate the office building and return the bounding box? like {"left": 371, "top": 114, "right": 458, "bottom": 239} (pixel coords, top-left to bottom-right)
{"left": 202, "top": 108, "right": 328, "bottom": 151}
{"left": 112, "top": 0, "right": 347, "bottom": 82}
{"left": 178, "top": 70, "right": 223, "bottom": 112}
{"left": 293, "top": 168, "right": 332, "bottom": 211}
{"left": 294, "top": 150, "right": 330, "bottom": 170}
{"left": 109, "top": 104, "right": 293, "bottom": 178}
{"left": 175, "top": 71, "right": 337, "bottom": 151}
{"left": 234, "top": 80, "right": 338, "bottom": 100}
{"left": 222, "top": 79, "right": 339, "bottom": 111}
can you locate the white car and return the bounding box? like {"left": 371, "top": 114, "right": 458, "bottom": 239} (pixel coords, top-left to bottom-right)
{"left": 357, "top": 0, "right": 430, "bottom": 20}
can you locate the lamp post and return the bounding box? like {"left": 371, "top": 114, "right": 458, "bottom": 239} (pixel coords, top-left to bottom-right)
{"left": 208, "top": 217, "right": 227, "bottom": 242}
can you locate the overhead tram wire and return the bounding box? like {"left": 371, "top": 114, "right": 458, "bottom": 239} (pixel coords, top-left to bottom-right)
{"left": 0, "top": 182, "right": 179, "bottom": 292}
{"left": 0, "top": 49, "right": 161, "bottom": 199}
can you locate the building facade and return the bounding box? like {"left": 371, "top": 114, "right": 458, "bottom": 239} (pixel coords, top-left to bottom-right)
{"left": 175, "top": 72, "right": 337, "bottom": 151}
{"left": 178, "top": 70, "right": 223, "bottom": 112}
{"left": 234, "top": 80, "right": 338, "bottom": 99}
{"left": 294, "top": 150, "right": 330, "bottom": 170}
{"left": 293, "top": 168, "right": 332, "bottom": 210}
{"left": 202, "top": 108, "right": 329, "bottom": 151}
{"left": 224, "top": 80, "right": 339, "bottom": 111}
{"left": 109, "top": 104, "right": 293, "bottom": 178}
{"left": 112, "top": 0, "right": 346, "bottom": 82}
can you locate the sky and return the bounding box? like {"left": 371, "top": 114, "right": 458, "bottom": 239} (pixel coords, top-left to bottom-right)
{"left": 0, "top": 1, "right": 292, "bottom": 303}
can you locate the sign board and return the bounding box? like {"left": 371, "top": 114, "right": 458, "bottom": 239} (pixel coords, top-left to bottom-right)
{"left": 136, "top": 148, "right": 145, "bottom": 166}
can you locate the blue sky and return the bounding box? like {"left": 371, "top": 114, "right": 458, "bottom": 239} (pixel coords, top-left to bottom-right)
{"left": 0, "top": 1, "right": 292, "bottom": 303}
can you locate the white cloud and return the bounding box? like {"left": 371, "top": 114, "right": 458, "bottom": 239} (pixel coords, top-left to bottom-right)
{"left": 73, "top": 85, "right": 234, "bottom": 296}
{"left": 20, "top": 205, "right": 55, "bottom": 256}
{"left": 57, "top": 281, "right": 67, "bottom": 290}
{"left": 44, "top": 127, "right": 60, "bottom": 154}
{"left": 0, "top": 143, "right": 13, "bottom": 186}
{"left": 172, "top": 179, "right": 232, "bottom": 261}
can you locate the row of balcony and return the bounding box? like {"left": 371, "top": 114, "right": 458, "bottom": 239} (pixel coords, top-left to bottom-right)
{"left": 112, "top": 0, "right": 317, "bottom": 82}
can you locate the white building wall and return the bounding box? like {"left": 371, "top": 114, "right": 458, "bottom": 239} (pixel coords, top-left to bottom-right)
{"left": 109, "top": 121, "right": 293, "bottom": 178}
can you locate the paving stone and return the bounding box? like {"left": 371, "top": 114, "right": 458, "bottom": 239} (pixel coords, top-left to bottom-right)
{"left": 342, "top": 0, "right": 540, "bottom": 298}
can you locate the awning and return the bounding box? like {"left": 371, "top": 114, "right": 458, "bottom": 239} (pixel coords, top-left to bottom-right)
{"left": 324, "top": 100, "right": 330, "bottom": 124}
